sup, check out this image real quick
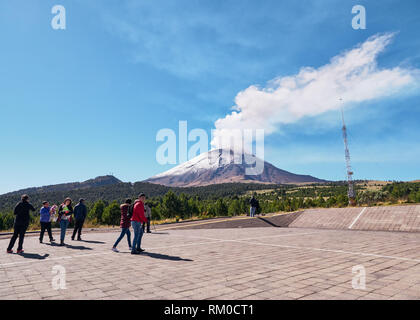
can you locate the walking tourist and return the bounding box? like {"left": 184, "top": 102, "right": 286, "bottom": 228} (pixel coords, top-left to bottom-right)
{"left": 112, "top": 199, "right": 132, "bottom": 252}
{"left": 6, "top": 194, "right": 35, "bottom": 254}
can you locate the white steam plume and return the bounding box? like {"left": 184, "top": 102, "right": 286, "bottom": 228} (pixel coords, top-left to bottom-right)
{"left": 211, "top": 33, "right": 420, "bottom": 149}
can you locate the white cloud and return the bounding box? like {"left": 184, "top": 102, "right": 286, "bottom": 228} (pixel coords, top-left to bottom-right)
{"left": 212, "top": 33, "right": 420, "bottom": 147}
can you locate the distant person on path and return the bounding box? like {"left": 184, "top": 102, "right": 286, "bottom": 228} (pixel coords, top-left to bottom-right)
{"left": 6, "top": 194, "right": 35, "bottom": 254}
{"left": 130, "top": 193, "right": 147, "bottom": 255}
{"left": 249, "top": 195, "right": 259, "bottom": 217}
{"left": 58, "top": 198, "right": 73, "bottom": 246}
{"left": 112, "top": 199, "right": 132, "bottom": 252}
{"left": 72, "top": 198, "right": 87, "bottom": 241}
{"left": 143, "top": 202, "right": 152, "bottom": 233}
{"left": 39, "top": 201, "right": 55, "bottom": 243}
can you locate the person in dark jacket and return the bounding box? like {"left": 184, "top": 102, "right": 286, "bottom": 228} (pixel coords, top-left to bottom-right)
{"left": 249, "top": 195, "right": 259, "bottom": 217}
{"left": 58, "top": 198, "right": 73, "bottom": 246}
{"left": 111, "top": 199, "right": 132, "bottom": 252}
{"left": 7, "top": 194, "right": 35, "bottom": 254}
{"left": 72, "top": 198, "right": 87, "bottom": 241}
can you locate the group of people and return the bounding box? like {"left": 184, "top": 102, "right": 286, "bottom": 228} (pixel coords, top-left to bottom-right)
{"left": 6, "top": 193, "right": 152, "bottom": 255}
{"left": 111, "top": 193, "right": 152, "bottom": 254}
{"left": 6, "top": 192, "right": 258, "bottom": 254}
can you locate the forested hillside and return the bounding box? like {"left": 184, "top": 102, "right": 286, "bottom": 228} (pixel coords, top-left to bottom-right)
{"left": 0, "top": 180, "right": 284, "bottom": 212}
{"left": 0, "top": 179, "right": 418, "bottom": 232}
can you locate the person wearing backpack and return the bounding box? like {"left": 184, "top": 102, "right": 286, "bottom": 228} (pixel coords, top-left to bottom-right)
{"left": 7, "top": 194, "right": 35, "bottom": 254}
{"left": 58, "top": 198, "right": 73, "bottom": 246}
{"left": 249, "top": 195, "right": 259, "bottom": 217}
{"left": 130, "top": 193, "right": 147, "bottom": 255}
{"left": 112, "top": 199, "right": 132, "bottom": 252}
{"left": 72, "top": 199, "right": 87, "bottom": 241}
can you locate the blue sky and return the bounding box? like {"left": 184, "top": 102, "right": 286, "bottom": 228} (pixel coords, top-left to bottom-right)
{"left": 1, "top": 0, "right": 419, "bottom": 194}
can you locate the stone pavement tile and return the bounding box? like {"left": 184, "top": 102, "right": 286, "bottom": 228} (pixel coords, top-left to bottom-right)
{"left": 159, "top": 281, "right": 192, "bottom": 291}
{"left": 357, "top": 292, "right": 389, "bottom": 300}
{"left": 0, "top": 286, "right": 13, "bottom": 295}
{"left": 181, "top": 292, "right": 218, "bottom": 300}
{"left": 299, "top": 293, "right": 333, "bottom": 300}
{"left": 43, "top": 295, "right": 67, "bottom": 300}
{"left": 299, "top": 278, "right": 323, "bottom": 286}
{"left": 342, "top": 289, "right": 369, "bottom": 297}
{"left": 399, "top": 287, "right": 419, "bottom": 297}
{"left": 38, "top": 289, "right": 60, "bottom": 299}
{"left": 388, "top": 293, "right": 419, "bottom": 300}
{"left": 265, "top": 288, "right": 290, "bottom": 297}
{"left": 81, "top": 289, "right": 107, "bottom": 299}
{"left": 108, "top": 293, "right": 138, "bottom": 300}
{"left": 283, "top": 291, "right": 310, "bottom": 299}
{"left": 159, "top": 292, "right": 186, "bottom": 300}
{"left": 239, "top": 294, "right": 273, "bottom": 300}
{"left": 101, "top": 285, "right": 122, "bottom": 293}
{"left": 10, "top": 279, "right": 30, "bottom": 287}
{"left": 179, "top": 285, "right": 237, "bottom": 300}
{"left": 114, "top": 283, "right": 139, "bottom": 292}
{"left": 17, "top": 291, "right": 42, "bottom": 300}
{"left": 236, "top": 287, "right": 265, "bottom": 295}
{"left": 216, "top": 290, "right": 258, "bottom": 300}
{"left": 0, "top": 293, "right": 13, "bottom": 301}
{"left": 13, "top": 285, "right": 36, "bottom": 294}
{"left": 32, "top": 282, "right": 52, "bottom": 290}
{"left": 0, "top": 294, "right": 19, "bottom": 300}
{"left": 332, "top": 293, "right": 365, "bottom": 300}
{"left": 372, "top": 287, "right": 401, "bottom": 297}
{"left": 283, "top": 281, "right": 308, "bottom": 290}
{"left": 250, "top": 290, "right": 278, "bottom": 299}
{"left": 225, "top": 283, "right": 247, "bottom": 290}
{"left": 171, "top": 283, "right": 203, "bottom": 293}
{"left": 102, "top": 289, "right": 125, "bottom": 296}
{"left": 309, "top": 282, "right": 334, "bottom": 290}
{"left": 320, "top": 287, "right": 349, "bottom": 297}
{"left": 88, "top": 282, "right": 117, "bottom": 291}
{"left": 204, "top": 286, "right": 237, "bottom": 297}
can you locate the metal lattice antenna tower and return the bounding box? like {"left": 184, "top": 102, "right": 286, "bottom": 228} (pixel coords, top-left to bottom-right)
{"left": 340, "top": 101, "right": 356, "bottom": 206}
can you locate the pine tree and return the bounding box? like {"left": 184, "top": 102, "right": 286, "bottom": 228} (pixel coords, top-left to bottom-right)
{"left": 88, "top": 200, "right": 105, "bottom": 223}
{"left": 102, "top": 201, "right": 121, "bottom": 226}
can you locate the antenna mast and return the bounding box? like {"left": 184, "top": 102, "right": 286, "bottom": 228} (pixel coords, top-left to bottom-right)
{"left": 340, "top": 100, "right": 356, "bottom": 206}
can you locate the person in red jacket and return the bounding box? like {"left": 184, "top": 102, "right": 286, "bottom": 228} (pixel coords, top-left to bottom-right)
{"left": 111, "top": 199, "right": 132, "bottom": 252}
{"left": 131, "top": 193, "right": 147, "bottom": 254}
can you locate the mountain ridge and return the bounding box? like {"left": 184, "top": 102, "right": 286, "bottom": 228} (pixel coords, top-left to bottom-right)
{"left": 1, "top": 175, "right": 122, "bottom": 197}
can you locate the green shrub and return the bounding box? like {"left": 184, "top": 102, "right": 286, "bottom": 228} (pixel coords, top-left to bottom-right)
{"left": 102, "top": 201, "right": 121, "bottom": 226}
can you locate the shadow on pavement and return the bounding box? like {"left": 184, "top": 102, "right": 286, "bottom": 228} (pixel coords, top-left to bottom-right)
{"left": 19, "top": 253, "right": 50, "bottom": 260}
{"left": 144, "top": 251, "right": 193, "bottom": 262}
{"left": 44, "top": 242, "right": 59, "bottom": 246}
{"left": 76, "top": 240, "right": 105, "bottom": 244}
{"left": 257, "top": 217, "right": 281, "bottom": 227}
{"left": 64, "top": 244, "right": 93, "bottom": 250}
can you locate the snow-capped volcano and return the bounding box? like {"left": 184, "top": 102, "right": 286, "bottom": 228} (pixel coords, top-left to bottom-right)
{"left": 145, "top": 149, "right": 325, "bottom": 187}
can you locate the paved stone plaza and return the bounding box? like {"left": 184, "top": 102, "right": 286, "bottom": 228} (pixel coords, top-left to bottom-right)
{"left": 0, "top": 226, "right": 419, "bottom": 300}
